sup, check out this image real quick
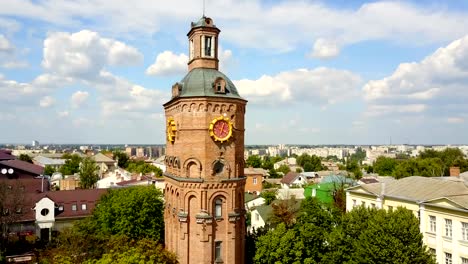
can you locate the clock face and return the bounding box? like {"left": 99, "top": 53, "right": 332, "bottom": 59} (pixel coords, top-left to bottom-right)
{"left": 213, "top": 120, "right": 230, "bottom": 139}
{"left": 209, "top": 116, "right": 233, "bottom": 142}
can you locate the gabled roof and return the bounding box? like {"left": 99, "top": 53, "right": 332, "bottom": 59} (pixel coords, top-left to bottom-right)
{"left": 244, "top": 167, "right": 267, "bottom": 176}
{"left": 253, "top": 204, "right": 273, "bottom": 221}
{"left": 91, "top": 153, "right": 115, "bottom": 163}
{"left": 0, "top": 159, "right": 44, "bottom": 175}
{"left": 42, "top": 189, "right": 107, "bottom": 219}
{"left": 348, "top": 176, "right": 468, "bottom": 206}
{"left": 33, "top": 156, "right": 65, "bottom": 166}
{"left": 0, "top": 149, "right": 16, "bottom": 160}
{"left": 281, "top": 172, "right": 300, "bottom": 184}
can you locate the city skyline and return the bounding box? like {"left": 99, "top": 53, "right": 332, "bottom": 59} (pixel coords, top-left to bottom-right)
{"left": 1, "top": 1, "right": 468, "bottom": 144}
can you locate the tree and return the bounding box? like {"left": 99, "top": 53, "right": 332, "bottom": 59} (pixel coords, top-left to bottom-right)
{"left": 246, "top": 155, "right": 262, "bottom": 168}
{"left": 276, "top": 164, "right": 291, "bottom": 175}
{"left": 254, "top": 223, "right": 303, "bottom": 264}
{"left": 268, "top": 168, "right": 280, "bottom": 179}
{"left": 113, "top": 151, "right": 129, "bottom": 168}
{"left": 18, "top": 154, "right": 33, "bottom": 163}
{"left": 260, "top": 190, "right": 277, "bottom": 205}
{"left": 297, "top": 154, "right": 323, "bottom": 172}
{"left": 60, "top": 154, "right": 82, "bottom": 175}
{"left": 324, "top": 206, "right": 435, "bottom": 264}
{"left": 43, "top": 165, "right": 56, "bottom": 176}
{"left": 91, "top": 186, "right": 165, "bottom": 241}
{"left": 270, "top": 197, "right": 300, "bottom": 227}
{"left": 373, "top": 156, "right": 398, "bottom": 176}
{"left": 295, "top": 167, "right": 303, "bottom": 173}
{"left": 79, "top": 157, "right": 99, "bottom": 189}
{"left": 0, "top": 181, "right": 26, "bottom": 255}
{"left": 126, "top": 160, "right": 163, "bottom": 177}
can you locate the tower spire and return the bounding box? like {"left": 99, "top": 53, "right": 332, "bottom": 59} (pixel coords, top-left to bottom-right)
{"left": 203, "top": 0, "right": 205, "bottom": 17}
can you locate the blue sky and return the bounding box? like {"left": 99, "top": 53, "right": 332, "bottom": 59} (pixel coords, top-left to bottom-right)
{"left": 1, "top": 0, "right": 468, "bottom": 145}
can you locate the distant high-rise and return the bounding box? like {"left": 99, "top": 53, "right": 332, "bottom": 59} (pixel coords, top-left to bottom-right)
{"left": 163, "top": 16, "right": 247, "bottom": 264}
{"left": 32, "top": 140, "right": 39, "bottom": 147}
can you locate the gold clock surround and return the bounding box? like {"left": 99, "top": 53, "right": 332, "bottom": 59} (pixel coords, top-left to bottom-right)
{"left": 167, "top": 118, "right": 177, "bottom": 143}
{"left": 209, "top": 116, "right": 233, "bottom": 143}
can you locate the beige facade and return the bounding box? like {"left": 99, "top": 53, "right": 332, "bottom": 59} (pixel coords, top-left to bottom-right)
{"left": 346, "top": 176, "right": 468, "bottom": 264}
{"left": 164, "top": 16, "right": 247, "bottom": 264}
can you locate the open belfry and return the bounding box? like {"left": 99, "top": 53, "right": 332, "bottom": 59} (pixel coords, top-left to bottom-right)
{"left": 163, "top": 16, "right": 247, "bottom": 264}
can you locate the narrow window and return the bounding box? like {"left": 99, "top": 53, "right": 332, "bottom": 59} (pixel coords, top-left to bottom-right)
{"left": 445, "top": 252, "right": 452, "bottom": 264}
{"left": 462, "top": 257, "right": 468, "bottom": 264}
{"left": 462, "top": 222, "right": 468, "bottom": 241}
{"left": 255, "top": 213, "right": 259, "bottom": 221}
{"left": 371, "top": 203, "right": 376, "bottom": 208}
{"left": 429, "top": 248, "right": 436, "bottom": 255}
{"left": 388, "top": 206, "right": 393, "bottom": 211}
{"left": 205, "top": 36, "right": 212, "bottom": 57}
{"left": 190, "top": 39, "right": 194, "bottom": 60}
{"left": 445, "top": 219, "right": 452, "bottom": 237}
{"left": 352, "top": 199, "right": 356, "bottom": 207}
{"left": 253, "top": 177, "right": 257, "bottom": 185}
{"left": 72, "top": 204, "right": 77, "bottom": 211}
{"left": 361, "top": 201, "right": 366, "bottom": 207}
{"left": 430, "top": 215, "right": 436, "bottom": 233}
{"left": 215, "top": 241, "right": 222, "bottom": 261}
{"left": 82, "top": 204, "right": 87, "bottom": 211}
{"left": 215, "top": 198, "right": 222, "bottom": 218}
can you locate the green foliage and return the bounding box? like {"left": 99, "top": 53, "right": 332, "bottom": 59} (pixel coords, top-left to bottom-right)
{"left": 295, "top": 167, "right": 303, "bottom": 173}
{"left": 260, "top": 190, "right": 277, "bottom": 205}
{"left": 84, "top": 237, "right": 178, "bottom": 264}
{"left": 246, "top": 155, "right": 262, "bottom": 168}
{"left": 297, "top": 154, "right": 323, "bottom": 172}
{"left": 43, "top": 165, "right": 56, "bottom": 176}
{"left": 79, "top": 157, "right": 99, "bottom": 189}
{"left": 276, "top": 164, "right": 291, "bottom": 175}
{"left": 348, "top": 147, "right": 366, "bottom": 164}
{"left": 268, "top": 168, "right": 280, "bottom": 179}
{"left": 59, "top": 154, "right": 83, "bottom": 175}
{"left": 345, "top": 160, "right": 363, "bottom": 179}
{"left": 254, "top": 199, "right": 434, "bottom": 264}
{"left": 18, "top": 154, "right": 33, "bottom": 163}
{"left": 325, "top": 207, "right": 435, "bottom": 264}
{"left": 126, "top": 160, "right": 163, "bottom": 176}
{"left": 373, "top": 156, "right": 398, "bottom": 176}
{"left": 91, "top": 186, "right": 165, "bottom": 241}
{"left": 113, "top": 151, "right": 129, "bottom": 168}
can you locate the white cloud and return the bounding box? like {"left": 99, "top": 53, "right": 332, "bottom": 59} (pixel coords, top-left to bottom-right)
{"left": 39, "top": 96, "right": 55, "bottom": 108}
{"left": 363, "top": 34, "right": 468, "bottom": 118}
{"left": 365, "top": 104, "right": 427, "bottom": 117}
{"left": 57, "top": 111, "right": 69, "bottom": 118}
{"left": 42, "top": 30, "right": 143, "bottom": 80}
{"left": 310, "top": 38, "right": 340, "bottom": 59}
{"left": 2, "top": 1, "right": 468, "bottom": 55}
{"left": 0, "top": 34, "right": 13, "bottom": 52}
{"left": 146, "top": 51, "right": 188, "bottom": 76}
{"left": 71, "top": 91, "right": 89, "bottom": 108}
{"left": 1, "top": 61, "right": 29, "bottom": 69}
{"left": 447, "top": 117, "right": 464, "bottom": 124}
{"left": 234, "top": 67, "right": 362, "bottom": 105}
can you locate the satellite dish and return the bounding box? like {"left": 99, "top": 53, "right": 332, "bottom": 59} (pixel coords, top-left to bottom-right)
{"left": 8, "top": 168, "right": 14, "bottom": 174}
{"left": 1, "top": 168, "right": 6, "bottom": 174}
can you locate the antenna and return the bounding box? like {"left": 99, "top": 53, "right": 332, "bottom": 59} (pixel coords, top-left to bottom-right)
{"left": 203, "top": 0, "right": 206, "bottom": 17}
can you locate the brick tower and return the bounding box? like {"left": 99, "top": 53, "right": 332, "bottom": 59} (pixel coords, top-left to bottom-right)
{"left": 163, "top": 16, "right": 247, "bottom": 264}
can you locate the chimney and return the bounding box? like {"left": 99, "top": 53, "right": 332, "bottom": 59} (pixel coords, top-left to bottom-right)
{"left": 450, "top": 167, "right": 460, "bottom": 177}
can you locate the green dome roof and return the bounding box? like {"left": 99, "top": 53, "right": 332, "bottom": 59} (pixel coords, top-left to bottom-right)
{"left": 177, "top": 68, "right": 244, "bottom": 100}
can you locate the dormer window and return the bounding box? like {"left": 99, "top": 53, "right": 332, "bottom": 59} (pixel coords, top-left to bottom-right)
{"left": 172, "top": 83, "right": 181, "bottom": 98}
{"left": 214, "top": 78, "right": 226, "bottom": 94}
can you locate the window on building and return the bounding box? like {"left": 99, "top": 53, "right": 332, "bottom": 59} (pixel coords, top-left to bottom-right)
{"left": 445, "top": 219, "right": 452, "bottom": 237}
{"left": 388, "top": 206, "right": 393, "bottom": 211}
{"left": 429, "top": 215, "right": 436, "bottom": 233}
{"left": 371, "top": 203, "right": 376, "bottom": 208}
{"left": 462, "top": 257, "right": 468, "bottom": 264}
{"left": 255, "top": 213, "right": 259, "bottom": 221}
{"left": 72, "top": 204, "right": 77, "bottom": 211}
{"left": 462, "top": 222, "right": 468, "bottom": 241}
{"left": 361, "top": 201, "right": 366, "bottom": 207}
{"left": 215, "top": 198, "right": 222, "bottom": 218}
{"left": 189, "top": 39, "right": 194, "bottom": 60}
{"left": 215, "top": 241, "right": 222, "bottom": 261}
{"left": 429, "top": 248, "right": 436, "bottom": 256}
{"left": 253, "top": 177, "right": 257, "bottom": 185}
{"left": 352, "top": 199, "right": 356, "bottom": 207}
{"left": 82, "top": 204, "right": 87, "bottom": 211}
{"left": 204, "top": 36, "right": 212, "bottom": 57}
{"left": 445, "top": 252, "right": 452, "bottom": 264}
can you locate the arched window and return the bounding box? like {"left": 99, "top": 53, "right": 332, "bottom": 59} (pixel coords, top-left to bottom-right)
{"left": 214, "top": 198, "right": 223, "bottom": 218}
{"left": 213, "top": 160, "right": 224, "bottom": 175}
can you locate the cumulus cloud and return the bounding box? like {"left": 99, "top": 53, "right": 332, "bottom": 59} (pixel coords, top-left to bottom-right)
{"left": 71, "top": 91, "right": 89, "bottom": 108}
{"left": 0, "top": 34, "right": 13, "bottom": 52}
{"left": 363, "top": 34, "right": 468, "bottom": 118}
{"left": 234, "top": 67, "right": 362, "bottom": 105}
{"left": 2, "top": 1, "right": 468, "bottom": 56}
{"left": 310, "top": 38, "right": 340, "bottom": 59}
{"left": 39, "top": 96, "right": 55, "bottom": 108}
{"left": 447, "top": 117, "right": 464, "bottom": 124}
{"left": 42, "top": 30, "right": 143, "bottom": 80}
{"left": 146, "top": 51, "right": 188, "bottom": 76}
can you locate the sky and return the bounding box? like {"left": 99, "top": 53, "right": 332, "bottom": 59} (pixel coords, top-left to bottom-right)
{"left": 1, "top": 0, "right": 468, "bottom": 145}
